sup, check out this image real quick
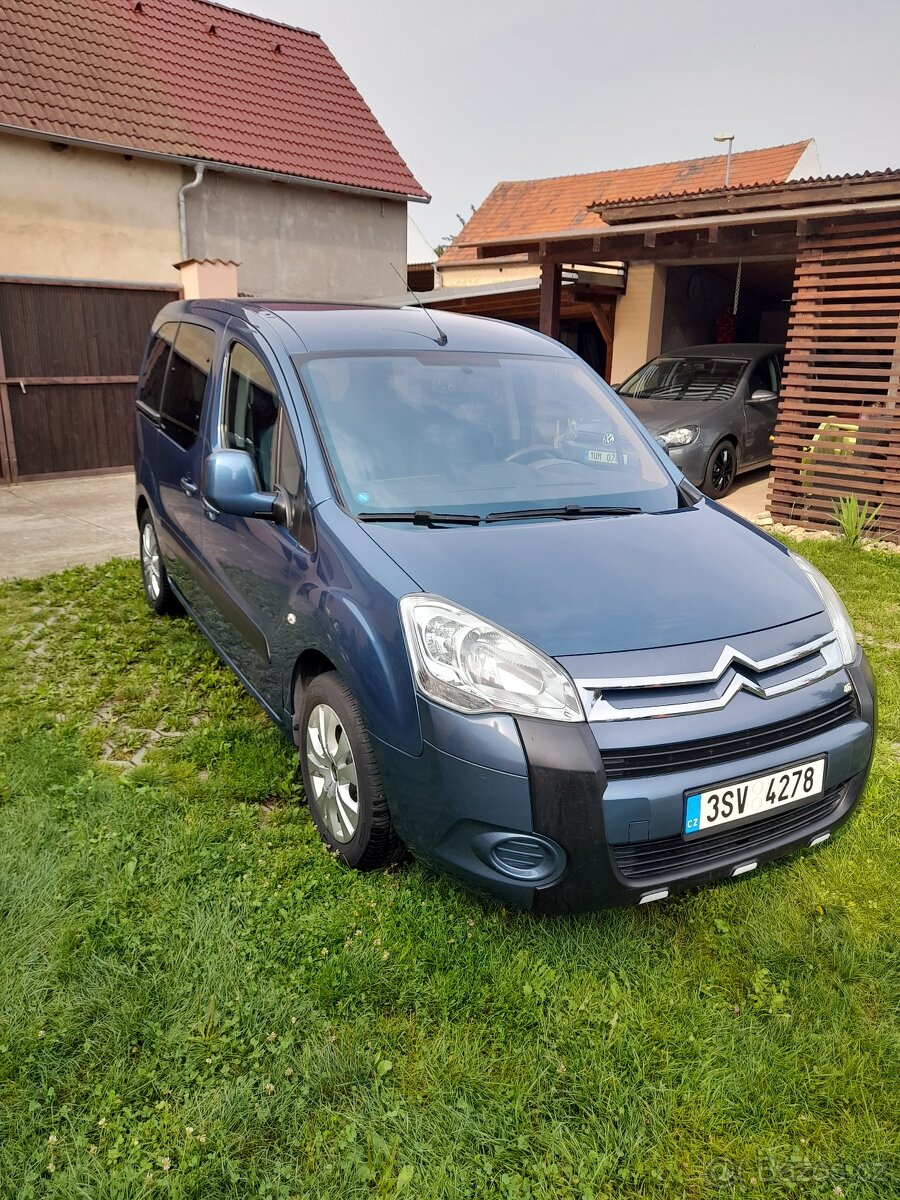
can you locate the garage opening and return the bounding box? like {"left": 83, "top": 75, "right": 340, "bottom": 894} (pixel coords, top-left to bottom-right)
{"left": 660, "top": 260, "right": 796, "bottom": 351}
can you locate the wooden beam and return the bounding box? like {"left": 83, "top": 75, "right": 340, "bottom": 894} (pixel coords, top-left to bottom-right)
{"left": 586, "top": 301, "right": 615, "bottom": 381}
{"left": 0, "top": 375, "right": 139, "bottom": 388}
{"left": 0, "top": 329, "right": 18, "bottom": 483}
{"left": 539, "top": 262, "right": 562, "bottom": 340}
{"left": 477, "top": 236, "right": 598, "bottom": 261}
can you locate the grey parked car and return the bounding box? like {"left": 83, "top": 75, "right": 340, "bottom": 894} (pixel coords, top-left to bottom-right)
{"left": 616, "top": 343, "right": 783, "bottom": 498}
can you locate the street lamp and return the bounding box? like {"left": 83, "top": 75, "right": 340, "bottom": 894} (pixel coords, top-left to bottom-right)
{"left": 713, "top": 133, "right": 735, "bottom": 187}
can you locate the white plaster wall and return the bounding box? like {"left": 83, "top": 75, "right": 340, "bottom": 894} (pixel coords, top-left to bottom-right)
{"left": 187, "top": 170, "right": 408, "bottom": 300}
{"left": 788, "top": 140, "right": 822, "bottom": 180}
{"left": 0, "top": 134, "right": 183, "bottom": 285}
{"left": 437, "top": 261, "right": 536, "bottom": 288}
{"left": 0, "top": 133, "right": 412, "bottom": 299}
{"left": 609, "top": 263, "right": 668, "bottom": 383}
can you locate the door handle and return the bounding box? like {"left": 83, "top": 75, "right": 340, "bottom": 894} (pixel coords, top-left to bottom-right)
{"left": 180, "top": 477, "right": 199, "bottom": 498}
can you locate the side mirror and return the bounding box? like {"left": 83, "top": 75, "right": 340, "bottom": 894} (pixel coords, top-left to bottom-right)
{"left": 749, "top": 388, "right": 778, "bottom": 404}
{"left": 202, "top": 449, "right": 282, "bottom": 521}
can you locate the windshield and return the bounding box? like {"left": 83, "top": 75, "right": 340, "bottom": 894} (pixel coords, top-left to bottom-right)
{"left": 619, "top": 356, "right": 747, "bottom": 402}
{"left": 293, "top": 351, "right": 679, "bottom": 518}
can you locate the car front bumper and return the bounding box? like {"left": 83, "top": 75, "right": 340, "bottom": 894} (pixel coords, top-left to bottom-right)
{"left": 374, "top": 651, "right": 876, "bottom": 913}
{"left": 666, "top": 440, "right": 710, "bottom": 486}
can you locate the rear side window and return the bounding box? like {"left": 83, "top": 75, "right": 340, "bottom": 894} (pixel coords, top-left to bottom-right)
{"left": 137, "top": 322, "right": 178, "bottom": 417}
{"left": 160, "top": 322, "right": 216, "bottom": 450}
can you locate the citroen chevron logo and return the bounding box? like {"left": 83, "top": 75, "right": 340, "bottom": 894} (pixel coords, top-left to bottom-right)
{"left": 577, "top": 634, "right": 842, "bottom": 723}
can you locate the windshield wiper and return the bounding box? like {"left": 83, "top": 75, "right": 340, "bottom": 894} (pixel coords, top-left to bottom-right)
{"left": 358, "top": 509, "right": 482, "bottom": 527}
{"left": 486, "top": 504, "right": 641, "bottom": 522}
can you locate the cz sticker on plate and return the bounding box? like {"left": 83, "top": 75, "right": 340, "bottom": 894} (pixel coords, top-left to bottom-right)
{"left": 683, "top": 756, "right": 826, "bottom": 836}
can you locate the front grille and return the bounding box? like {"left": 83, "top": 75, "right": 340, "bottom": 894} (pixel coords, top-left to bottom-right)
{"left": 611, "top": 785, "right": 845, "bottom": 883}
{"left": 602, "top": 695, "right": 858, "bottom": 782}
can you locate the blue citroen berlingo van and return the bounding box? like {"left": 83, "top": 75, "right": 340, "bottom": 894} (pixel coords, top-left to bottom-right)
{"left": 134, "top": 301, "right": 875, "bottom": 913}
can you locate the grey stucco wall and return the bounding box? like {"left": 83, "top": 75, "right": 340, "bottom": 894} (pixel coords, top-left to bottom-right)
{"left": 185, "top": 168, "right": 409, "bottom": 300}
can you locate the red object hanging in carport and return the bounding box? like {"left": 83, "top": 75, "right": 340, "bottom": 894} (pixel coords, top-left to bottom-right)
{"left": 715, "top": 312, "right": 737, "bottom": 342}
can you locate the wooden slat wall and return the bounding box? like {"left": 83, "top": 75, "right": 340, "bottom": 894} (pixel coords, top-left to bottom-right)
{"left": 768, "top": 217, "right": 900, "bottom": 540}
{"left": 0, "top": 280, "right": 178, "bottom": 478}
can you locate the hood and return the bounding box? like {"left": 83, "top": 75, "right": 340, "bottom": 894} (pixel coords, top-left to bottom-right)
{"left": 620, "top": 395, "right": 731, "bottom": 435}
{"left": 361, "top": 503, "right": 822, "bottom": 657}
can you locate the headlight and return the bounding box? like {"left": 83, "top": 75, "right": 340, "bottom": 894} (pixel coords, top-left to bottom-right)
{"left": 789, "top": 552, "right": 857, "bottom": 664}
{"left": 399, "top": 594, "right": 584, "bottom": 722}
{"left": 660, "top": 426, "right": 699, "bottom": 448}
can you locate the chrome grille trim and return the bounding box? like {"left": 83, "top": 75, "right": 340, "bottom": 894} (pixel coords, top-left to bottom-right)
{"left": 576, "top": 634, "right": 844, "bottom": 722}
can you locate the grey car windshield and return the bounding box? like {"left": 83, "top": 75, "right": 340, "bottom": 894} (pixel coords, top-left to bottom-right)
{"left": 619, "top": 357, "right": 747, "bottom": 403}
{"left": 294, "top": 352, "right": 678, "bottom": 517}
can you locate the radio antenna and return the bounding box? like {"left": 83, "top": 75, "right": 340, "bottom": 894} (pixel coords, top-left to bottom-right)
{"left": 389, "top": 261, "right": 448, "bottom": 346}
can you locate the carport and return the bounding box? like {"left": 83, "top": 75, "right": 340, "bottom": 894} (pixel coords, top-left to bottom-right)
{"left": 419, "top": 269, "right": 624, "bottom": 381}
{"left": 460, "top": 171, "right": 900, "bottom": 540}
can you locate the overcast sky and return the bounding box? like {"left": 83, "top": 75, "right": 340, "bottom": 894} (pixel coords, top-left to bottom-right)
{"left": 228, "top": 0, "right": 900, "bottom": 249}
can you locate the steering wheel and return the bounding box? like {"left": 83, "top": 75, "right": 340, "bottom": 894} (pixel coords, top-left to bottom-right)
{"left": 505, "top": 444, "right": 569, "bottom": 465}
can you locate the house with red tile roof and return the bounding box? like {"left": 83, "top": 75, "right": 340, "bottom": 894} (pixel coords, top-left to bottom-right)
{"left": 439, "top": 142, "right": 817, "bottom": 277}
{"left": 0, "top": 0, "right": 427, "bottom": 298}
{"left": 431, "top": 142, "right": 818, "bottom": 381}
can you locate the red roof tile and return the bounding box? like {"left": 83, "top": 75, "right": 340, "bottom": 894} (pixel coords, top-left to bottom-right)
{"left": 441, "top": 142, "right": 811, "bottom": 264}
{"left": 0, "top": 0, "right": 428, "bottom": 198}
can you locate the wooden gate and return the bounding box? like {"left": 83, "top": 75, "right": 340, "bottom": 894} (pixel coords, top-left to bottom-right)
{"left": 0, "top": 279, "right": 179, "bottom": 481}
{"left": 769, "top": 217, "right": 900, "bottom": 540}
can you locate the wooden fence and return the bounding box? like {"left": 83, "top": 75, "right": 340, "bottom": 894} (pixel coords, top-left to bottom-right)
{"left": 768, "top": 216, "right": 900, "bottom": 540}
{"left": 0, "top": 279, "right": 178, "bottom": 481}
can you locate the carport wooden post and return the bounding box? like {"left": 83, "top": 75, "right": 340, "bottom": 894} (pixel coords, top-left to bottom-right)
{"left": 0, "top": 329, "right": 18, "bottom": 483}
{"left": 539, "top": 262, "right": 562, "bottom": 340}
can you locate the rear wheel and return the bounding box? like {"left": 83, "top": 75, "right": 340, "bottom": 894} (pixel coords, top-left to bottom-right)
{"left": 297, "top": 671, "right": 403, "bottom": 870}
{"left": 138, "top": 510, "right": 181, "bottom": 615}
{"left": 701, "top": 440, "right": 738, "bottom": 498}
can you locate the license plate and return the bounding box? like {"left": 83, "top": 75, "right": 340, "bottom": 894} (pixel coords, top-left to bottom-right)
{"left": 587, "top": 449, "right": 618, "bottom": 464}
{"left": 683, "top": 756, "right": 826, "bottom": 836}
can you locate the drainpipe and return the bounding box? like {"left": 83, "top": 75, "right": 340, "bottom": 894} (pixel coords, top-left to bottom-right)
{"left": 178, "top": 163, "right": 206, "bottom": 261}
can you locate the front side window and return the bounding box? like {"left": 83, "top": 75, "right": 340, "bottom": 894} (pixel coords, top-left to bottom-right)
{"left": 295, "top": 351, "right": 677, "bottom": 518}
{"left": 222, "top": 344, "right": 312, "bottom": 546}
{"left": 160, "top": 322, "right": 215, "bottom": 450}
{"left": 748, "top": 356, "right": 779, "bottom": 396}
{"left": 619, "top": 356, "right": 747, "bottom": 403}
{"left": 222, "top": 344, "right": 280, "bottom": 491}
{"left": 137, "top": 322, "right": 178, "bottom": 417}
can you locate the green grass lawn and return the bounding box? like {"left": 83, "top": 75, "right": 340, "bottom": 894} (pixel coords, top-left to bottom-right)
{"left": 0, "top": 540, "right": 898, "bottom": 1199}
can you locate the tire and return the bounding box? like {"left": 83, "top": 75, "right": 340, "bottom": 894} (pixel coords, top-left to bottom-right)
{"left": 297, "top": 671, "right": 403, "bottom": 870}
{"left": 701, "top": 440, "right": 738, "bottom": 499}
{"left": 138, "top": 510, "right": 181, "bottom": 616}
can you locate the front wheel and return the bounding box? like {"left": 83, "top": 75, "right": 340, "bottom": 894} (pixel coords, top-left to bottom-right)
{"left": 701, "top": 441, "right": 738, "bottom": 498}
{"left": 297, "top": 672, "right": 404, "bottom": 870}
{"left": 138, "top": 510, "right": 181, "bottom": 615}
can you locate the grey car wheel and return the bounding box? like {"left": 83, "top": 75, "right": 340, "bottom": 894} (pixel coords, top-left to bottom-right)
{"left": 702, "top": 441, "right": 738, "bottom": 499}
{"left": 138, "top": 510, "right": 181, "bottom": 615}
{"left": 305, "top": 702, "right": 360, "bottom": 843}
{"left": 297, "top": 671, "right": 404, "bottom": 870}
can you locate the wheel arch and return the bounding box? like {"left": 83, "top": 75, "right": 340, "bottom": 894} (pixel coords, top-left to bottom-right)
{"left": 286, "top": 598, "right": 423, "bottom": 758}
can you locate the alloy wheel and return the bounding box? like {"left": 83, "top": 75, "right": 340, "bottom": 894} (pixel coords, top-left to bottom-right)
{"left": 305, "top": 703, "right": 360, "bottom": 843}
{"left": 711, "top": 445, "right": 736, "bottom": 495}
{"left": 141, "top": 520, "right": 162, "bottom": 601}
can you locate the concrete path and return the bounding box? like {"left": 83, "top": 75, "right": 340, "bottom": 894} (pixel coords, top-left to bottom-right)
{"left": 0, "top": 472, "right": 136, "bottom": 582}
{"left": 0, "top": 466, "right": 773, "bottom": 583}
{"left": 720, "top": 467, "right": 771, "bottom": 523}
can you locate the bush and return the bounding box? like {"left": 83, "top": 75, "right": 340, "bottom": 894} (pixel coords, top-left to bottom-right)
{"left": 832, "top": 494, "right": 882, "bottom": 548}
